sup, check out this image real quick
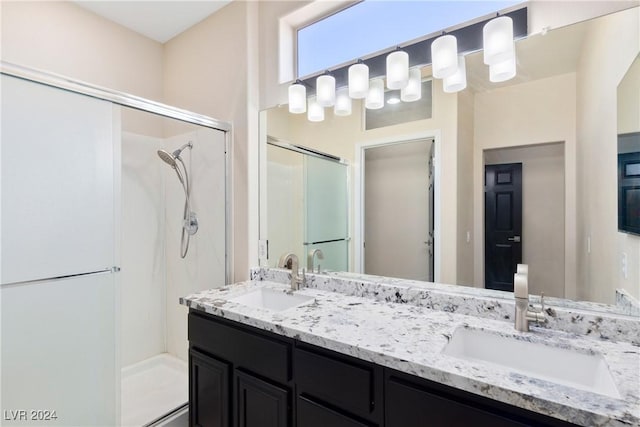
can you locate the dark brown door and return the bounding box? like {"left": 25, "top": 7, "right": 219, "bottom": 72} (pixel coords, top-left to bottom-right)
{"left": 235, "top": 371, "right": 288, "bottom": 427}
{"left": 485, "top": 163, "right": 523, "bottom": 291}
{"left": 190, "top": 349, "right": 230, "bottom": 427}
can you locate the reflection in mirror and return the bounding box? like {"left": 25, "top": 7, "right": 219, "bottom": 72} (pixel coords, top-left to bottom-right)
{"left": 617, "top": 54, "right": 640, "bottom": 312}
{"left": 266, "top": 138, "right": 349, "bottom": 272}
{"left": 260, "top": 6, "right": 640, "bottom": 313}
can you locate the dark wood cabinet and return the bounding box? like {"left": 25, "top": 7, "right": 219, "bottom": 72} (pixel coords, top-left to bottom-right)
{"left": 188, "top": 310, "right": 577, "bottom": 427}
{"left": 297, "top": 396, "right": 371, "bottom": 427}
{"left": 189, "top": 349, "right": 230, "bottom": 427}
{"left": 385, "top": 370, "right": 575, "bottom": 427}
{"left": 236, "top": 370, "right": 289, "bottom": 427}
{"left": 294, "top": 345, "right": 383, "bottom": 424}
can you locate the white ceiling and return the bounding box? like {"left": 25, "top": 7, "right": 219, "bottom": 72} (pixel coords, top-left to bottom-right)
{"left": 74, "top": 1, "right": 232, "bottom": 43}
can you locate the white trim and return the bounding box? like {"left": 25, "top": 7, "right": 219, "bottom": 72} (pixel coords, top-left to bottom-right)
{"left": 354, "top": 130, "right": 442, "bottom": 282}
{"left": 0, "top": 61, "right": 231, "bottom": 132}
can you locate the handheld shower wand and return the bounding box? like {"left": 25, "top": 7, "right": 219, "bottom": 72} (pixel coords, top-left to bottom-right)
{"left": 157, "top": 141, "right": 198, "bottom": 258}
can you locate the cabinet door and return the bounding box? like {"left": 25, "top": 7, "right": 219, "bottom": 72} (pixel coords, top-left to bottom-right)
{"left": 386, "top": 376, "right": 528, "bottom": 427}
{"left": 297, "top": 396, "right": 371, "bottom": 427}
{"left": 190, "top": 350, "right": 230, "bottom": 427}
{"left": 235, "top": 371, "right": 288, "bottom": 427}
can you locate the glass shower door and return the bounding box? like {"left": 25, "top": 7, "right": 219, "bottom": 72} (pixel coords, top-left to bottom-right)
{"left": 304, "top": 156, "right": 349, "bottom": 271}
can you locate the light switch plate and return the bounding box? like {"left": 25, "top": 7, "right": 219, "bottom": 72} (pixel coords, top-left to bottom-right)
{"left": 258, "top": 239, "right": 269, "bottom": 260}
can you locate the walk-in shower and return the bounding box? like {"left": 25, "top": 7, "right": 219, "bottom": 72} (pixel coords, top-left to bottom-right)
{"left": 1, "top": 61, "right": 230, "bottom": 427}
{"left": 158, "top": 142, "right": 198, "bottom": 258}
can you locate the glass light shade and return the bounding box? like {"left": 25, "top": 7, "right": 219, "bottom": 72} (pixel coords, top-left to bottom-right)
{"left": 489, "top": 55, "right": 516, "bottom": 82}
{"left": 348, "top": 63, "right": 369, "bottom": 99}
{"left": 431, "top": 35, "right": 458, "bottom": 79}
{"left": 483, "top": 16, "right": 515, "bottom": 65}
{"left": 401, "top": 68, "right": 422, "bottom": 102}
{"left": 334, "top": 87, "right": 352, "bottom": 116}
{"left": 443, "top": 55, "right": 467, "bottom": 93}
{"left": 307, "top": 97, "right": 325, "bottom": 122}
{"left": 316, "top": 75, "right": 336, "bottom": 107}
{"left": 288, "top": 83, "right": 306, "bottom": 114}
{"left": 386, "top": 50, "right": 409, "bottom": 90}
{"left": 365, "top": 79, "right": 384, "bottom": 109}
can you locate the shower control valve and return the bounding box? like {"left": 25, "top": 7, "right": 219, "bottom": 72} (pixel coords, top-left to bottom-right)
{"left": 184, "top": 211, "right": 199, "bottom": 235}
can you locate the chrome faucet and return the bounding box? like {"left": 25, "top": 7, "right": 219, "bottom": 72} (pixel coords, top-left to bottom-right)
{"left": 514, "top": 271, "right": 547, "bottom": 332}
{"left": 307, "top": 249, "right": 324, "bottom": 273}
{"left": 277, "top": 253, "right": 305, "bottom": 291}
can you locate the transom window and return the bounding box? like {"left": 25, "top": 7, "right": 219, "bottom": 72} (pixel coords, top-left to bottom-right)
{"left": 297, "top": 0, "right": 525, "bottom": 78}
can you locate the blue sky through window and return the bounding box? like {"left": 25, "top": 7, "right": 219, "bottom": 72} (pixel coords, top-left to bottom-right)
{"left": 297, "top": 0, "right": 525, "bottom": 77}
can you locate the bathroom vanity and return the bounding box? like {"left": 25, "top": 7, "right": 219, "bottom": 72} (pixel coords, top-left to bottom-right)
{"left": 181, "top": 270, "right": 639, "bottom": 427}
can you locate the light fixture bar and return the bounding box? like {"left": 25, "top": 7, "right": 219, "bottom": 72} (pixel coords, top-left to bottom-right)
{"left": 295, "top": 7, "right": 527, "bottom": 92}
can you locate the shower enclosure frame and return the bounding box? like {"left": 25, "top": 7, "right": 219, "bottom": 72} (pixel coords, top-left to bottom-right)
{"left": 1, "top": 60, "right": 233, "bottom": 424}
{"left": 1, "top": 60, "right": 232, "bottom": 283}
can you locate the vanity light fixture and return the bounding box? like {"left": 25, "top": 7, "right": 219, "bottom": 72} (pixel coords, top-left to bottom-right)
{"left": 334, "top": 87, "right": 352, "bottom": 116}
{"left": 365, "top": 78, "right": 385, "bottom": 109}
{"left": 483, "top": 15, "right": 515, "bottom": 66}
{"left": 307, "top": 96, "right": 325, "bottom": 122}
{"left": 387, "top": 96, "right": 401, "bottom": 105}
{"left": 348, "top": 60, "right": 369, "bottom": 99}
{"left": 401, "top": 67, "right": 422, "bottom": 102}
{"left": 431, "top": 34, "right": 458, "bottom": 79}
{"left": 316, "top": 73, "right": 336, "bottom": 107}
{"left": 489, "top": 54, "right": 516, "bottom": 82}
{"left": 288, "top": 81, "right": 306, "bottom": 114}
{"left": 386, "top": 49, "right": 409, "bottom": 90}
{"left": 443, "top": 55, "right": 467, "bottom": 93}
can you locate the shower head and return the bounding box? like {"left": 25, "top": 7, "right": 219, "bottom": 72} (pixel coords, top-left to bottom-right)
{"left": 157, "top": 149, "right": 177, "bottom": 168}
{"left": 158, "top": 142, "right": 193, "bottom": 168}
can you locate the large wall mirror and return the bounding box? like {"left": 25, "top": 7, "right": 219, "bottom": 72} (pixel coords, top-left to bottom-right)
{"left": 259, "top": 5, "right": 640, "bottom": 314}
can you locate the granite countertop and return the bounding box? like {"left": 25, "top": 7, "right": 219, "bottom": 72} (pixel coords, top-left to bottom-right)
{"left": 181, "top": 280, "right": 640, "bottom": 427}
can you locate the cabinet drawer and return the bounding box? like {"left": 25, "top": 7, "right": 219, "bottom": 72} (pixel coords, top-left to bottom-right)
{"left": 297, "top": 396, "right": 372, "bottom": 427}
{"left": 189, "top": 313, "right": 291, "bottom": 383}
{"left": 294, "top": 346, "right": 380, "bottom": 420}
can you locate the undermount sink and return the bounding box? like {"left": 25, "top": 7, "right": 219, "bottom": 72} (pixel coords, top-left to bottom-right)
{"left": 442, "top": 327, "right": 620, "bottom": 399}
{"left": 229, "top": 288, "right": 315, "bottom": 312}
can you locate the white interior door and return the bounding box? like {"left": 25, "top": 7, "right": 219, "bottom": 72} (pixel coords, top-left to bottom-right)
{"left": 364, "top": 140, "right": 432, "bottom": 281}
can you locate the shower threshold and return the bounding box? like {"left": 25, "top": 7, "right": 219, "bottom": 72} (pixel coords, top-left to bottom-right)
{"left": 121, "top": 353, "right": 188, "bottom": 427}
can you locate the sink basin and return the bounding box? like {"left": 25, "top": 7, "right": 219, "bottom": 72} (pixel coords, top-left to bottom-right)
{"left": 229, "top": 288, "right": 315, "bottom": 312}
{"left": 442, "top": 327, "right": 620, "bottom": 398}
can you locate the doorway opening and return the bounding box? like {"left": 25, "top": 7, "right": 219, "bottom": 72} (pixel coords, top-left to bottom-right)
{"left": 483, "top": 142, "right": 566, "bottom": 297}
{"left": 361, "top": 138, "right": 435, "bottom": 281}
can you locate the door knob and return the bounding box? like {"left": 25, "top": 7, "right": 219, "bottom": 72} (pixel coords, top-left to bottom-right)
{"left": 508, "top": 236, "right": 521, "bottom": 242}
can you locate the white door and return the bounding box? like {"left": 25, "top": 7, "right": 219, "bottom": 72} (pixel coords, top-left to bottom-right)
{"left": 364, "top": 139, "right": 433, "bottom": 281}
{"left": 1, "top": 75, "right": 117, "bottom": 426}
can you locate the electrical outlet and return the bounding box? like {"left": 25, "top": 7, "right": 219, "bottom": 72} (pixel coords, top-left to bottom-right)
{"left": 258, "top": 239, "right": 268, "bottom": 260}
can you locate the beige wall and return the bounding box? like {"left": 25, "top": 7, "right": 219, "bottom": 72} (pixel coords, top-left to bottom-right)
{"left": 618, "top": 55, "right": 640, "bottom": 134}
{"left": 577, "top": 6, "right": 640, "bottom": 303}
{"left": 473, "top": 73, "right": 577, "bottom": 296}
{"left": 1, "top": 1, "right": 164, "bottom": 102}
{"left": 456, "top": 89, "right": 475, "bottom": 286}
